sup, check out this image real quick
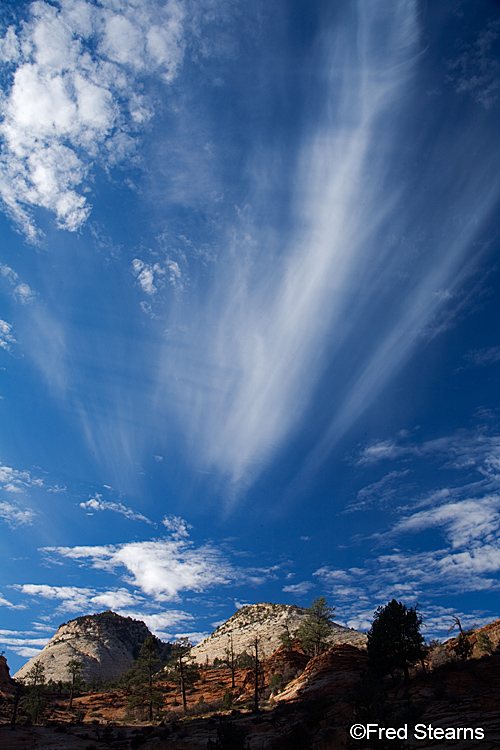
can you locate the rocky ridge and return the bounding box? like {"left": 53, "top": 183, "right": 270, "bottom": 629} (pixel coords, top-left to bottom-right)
{"left": 191, "top": 602, "right": 367, "bottom": 665}
{"left": 13, "top": 610, "right": 164, "bottom": 684}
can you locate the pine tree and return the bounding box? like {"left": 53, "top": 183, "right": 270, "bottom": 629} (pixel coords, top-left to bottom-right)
{"left": 367, "top": 599, "right": 425, "bottom": 683}
{"left": 295, "top": 597, "right": 335, "bottom": 657}
{"left": 22, "top": 661, "right": 46, "bottom": 724}
{"left": 168, "top": 637, "right": 198, "bottom": 711}
{"left": 126, "top": 635, "right": 164, "bottom": 721}
{"left": 66, "top": 658, "right": 83, "bottom": 709}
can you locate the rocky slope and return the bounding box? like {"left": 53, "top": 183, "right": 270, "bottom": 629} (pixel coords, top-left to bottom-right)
{"left": 191, "top": 602, "right": 366, "bottom": 665}
{"left": 13, "top": 610, "right": 166, "bottom": 684}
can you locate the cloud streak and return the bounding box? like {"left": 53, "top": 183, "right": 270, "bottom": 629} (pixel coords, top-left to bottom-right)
{"left": 156, "top": 0, "right": 500, "bottom": 492}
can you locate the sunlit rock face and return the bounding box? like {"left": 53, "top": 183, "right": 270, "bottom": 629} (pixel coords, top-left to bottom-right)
{"left": 13, "top": 610, "right": 164, "bottom": 683}
{"left": 191, "top": 602, "right": 367, "bottom": 665}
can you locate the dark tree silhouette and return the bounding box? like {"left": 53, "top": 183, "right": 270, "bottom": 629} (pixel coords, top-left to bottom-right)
{"left": 367, "top": 599, "right": 425, "bottom": 683}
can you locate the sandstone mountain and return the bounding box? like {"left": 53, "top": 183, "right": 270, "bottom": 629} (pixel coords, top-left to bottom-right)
{"left": 191, "top": 602, "right": 366, "bottom": 665}
{"left": 14, "top": 610, "right": 168, "bottom": 684}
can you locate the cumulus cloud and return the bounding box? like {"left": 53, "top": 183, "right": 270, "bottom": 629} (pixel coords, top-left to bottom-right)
{"left": 0, "top": 0, "right": 187, "bottom": 239}
{"left": 42, "top": 517, "right": 270, "bottom": 602}
{"left": 132, "top": 256, "right": 185, "bottom": 297}
{"left": 49, "top": 539, "right": 235, "bottom": 601}
{"left": 0, "top": 319, "right": 16, "bottom": 352}
{"left": 12, "top": 283, "right": 35, "bottom": 304}
{"left": 80, "top": 493, "right": 153, "bottom": 524}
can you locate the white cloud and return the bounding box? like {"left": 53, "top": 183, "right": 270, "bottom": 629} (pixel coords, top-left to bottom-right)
{"left": 121, "top": 609, "right": 194, "bottom": 639}
{"left": 0, "top": 593, "right": 16, "bottom": 608}
{"left": 0, "top": 263, "right": 18, "bottom": 284}
{"left": 80, "top": 493, "right": 153, "bottom": 525}
{"left": 44, "top": 539, "right": 227, "bottom": 601}
{"left": 464, "top": 346, "right": 500, "bottom": 367}
{"left": 281, "top": 581, "right": 314, "bottom": 596}
{"left": 0, "top": 460, "right": 44, "bottom": 493}
{"left": 162, "top": 515, "right": 191, "bottom": 539}
{"left": 16, "top": 583, "right": 145, "bottom": 613}
{"left": 13, "top": 282, "right": 35, "bottom": 304}
{"left": 0, "top": 501, "right": 35, "bottom": 527}
{"left": 390, "top": 496, "right": 500, "bottom": 549}
{"left": 43, "top": 519, "right": 264, "bottom": 602}
{"left": 132, "top": 256, "right": 185, "bottom": 297}
{"left": 0, "top": 319, "right": 16, "bottom": 352}
{"left": 0, "top": 0, "right": 187, "bottom": 239}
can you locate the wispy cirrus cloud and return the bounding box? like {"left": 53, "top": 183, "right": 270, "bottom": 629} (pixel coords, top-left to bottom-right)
{"left": 464, "top": 345, "right": 500, "bottom": 367}
{"left": 80, "top": 493, "right": 153, "bottom": 525}
{"left": 16, "top": 583, "right": 145, "bottom": 613}
{"left": 154, "top": 0, "right": 500, "bottom": 494}
{"left": 282, "top": 581, "right": 314, "bottom": 596}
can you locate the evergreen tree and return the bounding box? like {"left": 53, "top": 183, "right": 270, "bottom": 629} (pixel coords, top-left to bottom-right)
{"left": 367, "top": 599, "right": 425, "bottom": 683}
{"left": 22, "top": 661, "right": 46, "bottom": 724}
{"left": 168, "top": 637, "right": 198, "bottom": 711}
{"left": 295, "top": 597, "right": 335, "bottom": 657}
{"left": 126, "top": 635, "right": 164, "bottom": 721}
{"left": 66, "top": 658, "right": 83, "bottom": 709}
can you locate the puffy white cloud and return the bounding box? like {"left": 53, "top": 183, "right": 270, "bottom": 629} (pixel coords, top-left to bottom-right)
{"left": 132, "top": 256, "right": 185, "bottom": 297}
{"left": 0, "top": 319, "right": 16, "bottom": 351}
{"left": 162, "top": 515, "right": 191, "bottom": 539}
{"left": 43, "top": 518, "right": 265, "bottom": 602}
{"left": 13, "top": 283, "right": 35, "bottom": 304}
{"left": 0, "top": 0, "right": 187, "bottom": 239}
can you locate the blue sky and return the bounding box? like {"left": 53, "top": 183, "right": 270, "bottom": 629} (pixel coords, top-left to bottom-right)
{"left": 1, "top": 0, "right": 500, "bottom": 673}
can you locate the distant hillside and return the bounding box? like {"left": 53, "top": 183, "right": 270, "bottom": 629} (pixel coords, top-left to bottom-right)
{"left": 14, "top": 610, "right": 170, "bottom": 683}
{"left": 191, "top": 602, "right": 367, "bottom": 664}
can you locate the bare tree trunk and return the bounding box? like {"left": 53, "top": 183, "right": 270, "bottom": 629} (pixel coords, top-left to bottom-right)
{"left": 179, "top": 654, "right": 187, "bottom": 710}
{"left": 253, "top": 638, "right": 259, "bottom": 713}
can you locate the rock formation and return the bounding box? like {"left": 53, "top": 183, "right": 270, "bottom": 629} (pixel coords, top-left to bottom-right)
{"left": 191, "top": 602, "right": 366, "bottom": 665}
{"left": 13, "top": 610, "right": 167, "bottom": 684}
{"left": 0, "top": 653, "right": 15, "bottom": 695}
